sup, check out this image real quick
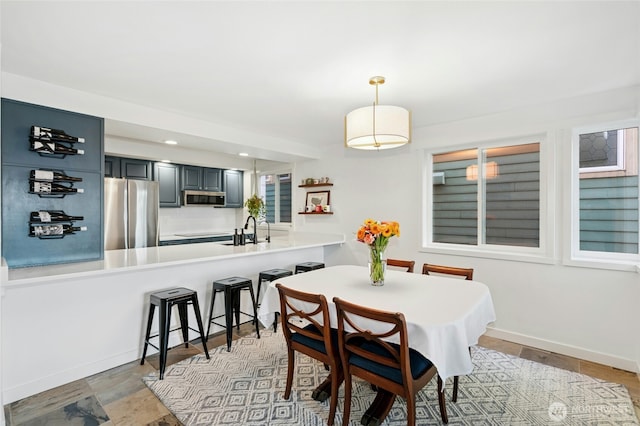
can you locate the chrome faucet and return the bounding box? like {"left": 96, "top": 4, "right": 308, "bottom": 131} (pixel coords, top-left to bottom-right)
{"left": 260, "top": 219, "right": 271, "bottom": 243}
{"left": 244, "top": 215, "right": 257, "bottom": 244}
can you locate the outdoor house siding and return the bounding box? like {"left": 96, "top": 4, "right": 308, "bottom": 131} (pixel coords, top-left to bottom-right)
{"left": 433, "top": 147, "right": 540, "bottom": 247}
{"left": 580, "top": 175, "right": 639, "bottom": 253}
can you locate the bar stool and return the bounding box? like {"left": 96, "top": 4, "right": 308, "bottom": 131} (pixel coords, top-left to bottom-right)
{"left": 141, "top": 287, "right": 209, "bottom": 380}
{"left": 295, "top": 261, "right": 325, "bottom": 274}
{"left": 257, "top": 268, "right": 293, "bottom": 331}
{"left": 206, "top": 276, "right": 260, "bottom": 351}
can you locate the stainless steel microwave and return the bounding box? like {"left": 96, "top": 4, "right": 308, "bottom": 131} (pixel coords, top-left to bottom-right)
{"left": 183, "top": 190, "right": 226, "bottom": 207}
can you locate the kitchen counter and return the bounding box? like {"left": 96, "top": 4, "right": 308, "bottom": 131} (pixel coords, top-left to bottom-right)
{"left": 5, "top": 232, "right": 345, "bottom": 286}
{"left": 2, "top": 231, "right": 344, "bottom": 403}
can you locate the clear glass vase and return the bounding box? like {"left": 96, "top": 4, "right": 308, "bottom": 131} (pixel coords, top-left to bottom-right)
{"left": 368, "top": 248, "right": 386, "bottom": 286}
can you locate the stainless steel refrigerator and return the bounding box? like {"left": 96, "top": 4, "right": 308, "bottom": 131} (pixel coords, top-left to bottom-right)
{"left": 104, "top": 178, "right": 160, "bottom": 250}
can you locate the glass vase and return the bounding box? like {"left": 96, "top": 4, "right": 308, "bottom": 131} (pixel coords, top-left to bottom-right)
{"left": 368, "top": 248, "right": 386, "bottom": 286}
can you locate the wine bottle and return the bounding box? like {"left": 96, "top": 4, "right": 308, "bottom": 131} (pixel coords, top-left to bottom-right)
{"left": 29, "top": 224, "right": 87, "bottom": 237}
{"left": 30, "top": 181, "right": 84, "bottom": 194}
{"left": 31, "top": 125, "right": 85, "bottom": 143}
{"left": 30, "top": 211, "right": 84, "bottom": 223}
{"left": 30, "top": 140, "right": 84, "bottom": 155}
{"left": 30, "top": 169, "right": 83, "bottom": 183}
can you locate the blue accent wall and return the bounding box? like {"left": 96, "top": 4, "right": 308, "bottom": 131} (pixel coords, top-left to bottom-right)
{"left": 1, "top": 98, "right": 104, "bottom": 267}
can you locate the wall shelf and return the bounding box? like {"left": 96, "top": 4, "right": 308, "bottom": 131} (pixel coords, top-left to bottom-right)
{"left": 298, "top": 211, "right": 333, "bottom": 215}
{"left": 298, "top": 183, "right": 333, "bottom": 188}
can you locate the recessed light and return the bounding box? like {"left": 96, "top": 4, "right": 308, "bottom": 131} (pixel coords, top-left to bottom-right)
{"left": 161, "top": 159, "right": 171, "bottom": 163}
{"left": 239, "top": 152, "right": 249, "bottom": 157}
{"left": 164, "top": 140, "right": 178, "bottom": 145}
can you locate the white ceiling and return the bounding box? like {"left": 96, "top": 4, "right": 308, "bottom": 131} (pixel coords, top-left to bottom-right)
{"left": 1, "top": 1, "right": 639, "bottom": 163}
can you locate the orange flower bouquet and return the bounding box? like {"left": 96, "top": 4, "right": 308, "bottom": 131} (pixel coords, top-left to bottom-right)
{"left": 356, "top": 219, "right": 400, "bottom": 285}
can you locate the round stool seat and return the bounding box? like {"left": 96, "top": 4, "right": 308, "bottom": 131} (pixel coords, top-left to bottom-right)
{"left": 295, "top": 262, "right": 325, "bottom": 274}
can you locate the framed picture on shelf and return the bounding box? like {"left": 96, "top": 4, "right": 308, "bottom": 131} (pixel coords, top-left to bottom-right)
{"left": 305, "top": 190, "right": 330, "bottom": 211}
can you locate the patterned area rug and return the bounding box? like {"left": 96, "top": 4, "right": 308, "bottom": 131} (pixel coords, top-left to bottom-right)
{"left": 143, "top": 330, "right": 639, "bottom": 425}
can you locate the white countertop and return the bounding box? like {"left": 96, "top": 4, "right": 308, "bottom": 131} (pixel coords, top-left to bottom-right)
{"left": 4, "top": 232, "right": 345, "bottom": 287}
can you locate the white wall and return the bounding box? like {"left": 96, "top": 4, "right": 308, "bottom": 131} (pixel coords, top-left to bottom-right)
{"left": 293, "top": 86, "right": 640, "bottom": 373}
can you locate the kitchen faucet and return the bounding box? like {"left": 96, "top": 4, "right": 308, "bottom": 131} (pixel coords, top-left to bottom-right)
{"left": 260, "top": 219, "right": 271, "bottom": 243}
{"left": 244, "top": 215, "right": 257, "bottom": 244}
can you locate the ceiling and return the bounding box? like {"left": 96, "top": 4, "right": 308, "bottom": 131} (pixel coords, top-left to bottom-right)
{"left": 1, "top": 1, "right": 639, "bottom": 163}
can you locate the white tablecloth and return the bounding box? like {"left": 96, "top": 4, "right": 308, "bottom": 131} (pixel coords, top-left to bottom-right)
{"left": 258, "top": 264, "right": 496, "bottom": 382}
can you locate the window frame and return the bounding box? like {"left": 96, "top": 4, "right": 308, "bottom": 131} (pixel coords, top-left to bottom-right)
{"left": 422, "top": 133, "right": 555, "bottom": 264}
{"left": 258, "top": 168, "right": 293, "bottom": 227}
{"left": 568, "top": 119, "right": 640, "bottom": 270}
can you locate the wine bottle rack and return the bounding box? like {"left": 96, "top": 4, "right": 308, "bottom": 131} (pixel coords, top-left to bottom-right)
{"left": 29, "top": 168, "right": 83, "bottom": 198}
{"left": 29, "top": 125, "right": 85, "bottom": 159}
{"left": 28, "top": 210, "right": 85, "bottom": 240}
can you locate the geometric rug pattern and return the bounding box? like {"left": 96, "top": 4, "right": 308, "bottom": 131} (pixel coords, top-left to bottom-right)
{"left": 143, "top": 329, "right": 639, "bottom": 425}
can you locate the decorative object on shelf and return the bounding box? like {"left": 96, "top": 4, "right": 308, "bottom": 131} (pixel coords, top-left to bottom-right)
{"left": 244, "top": 193, "right": 265, "bottom": 218}
{"left": 356, "top": 218, "right": 400, "bottom": 286}
{"left": 345, "top": 76, "right": 411, "bottom": 150}
{"left": 305, "top": 177, "right": 315, "bottom": 185}
{"left": 305, "top": 190, "right": 330, "bottom": 212}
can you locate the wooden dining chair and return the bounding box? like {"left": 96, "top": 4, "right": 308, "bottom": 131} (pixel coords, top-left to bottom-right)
{"left": 276, "top": 283, "right": 341, "bottom": 426}
{"left": 422, "top": 262, "right": 474, "bottom": 403}
{"left": 333, "top": 297, "right": 448, "bottom": 425}
{"left": 386, "top": 258, "right": 415, "bottom": 273}
{"left": 422, "top": 263, "right": 474, "bottom": 281}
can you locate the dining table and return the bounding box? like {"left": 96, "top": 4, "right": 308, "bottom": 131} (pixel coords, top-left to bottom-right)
{"left": 257, "top": 264, "right": 497, "bottom": 424}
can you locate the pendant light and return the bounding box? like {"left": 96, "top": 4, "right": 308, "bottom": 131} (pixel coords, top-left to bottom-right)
{"left": 344, "top": 76, "right": 411, "bottom": 150}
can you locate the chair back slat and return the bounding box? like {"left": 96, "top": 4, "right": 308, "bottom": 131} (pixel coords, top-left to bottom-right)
{"left": 386, "top": 258, "right": 415, "bottom": 273}
{"left": 422, "top": 263, "right": 474, "bottom": 280}
{"left": 277, "top": 283, "right": 333, "bottom": 350}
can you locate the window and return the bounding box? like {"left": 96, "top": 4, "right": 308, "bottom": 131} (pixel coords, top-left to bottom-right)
{"left": 573, "top": 123, "right": 639, "bottom": 259}
{"left": 427, "top": 139, "right": 544, "bottom": 255}
{"left": 258, "top": 171, "right": 292, "bottom": 224}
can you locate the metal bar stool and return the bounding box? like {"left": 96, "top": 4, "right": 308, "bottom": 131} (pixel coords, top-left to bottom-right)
{"left": 295, "top": 262, "right": 325, "bottom": 274}
{"left": 206, "top": 276, "right": 260, "bottom": 351}
{"left": 257, "top": 268, "right": 293, "bottom": 331}
{"left": 141, "top": 287, "right": 209, "bottom": 379}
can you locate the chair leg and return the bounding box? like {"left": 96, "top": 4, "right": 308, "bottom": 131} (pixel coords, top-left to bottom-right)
{"left": 247, "top": 283, "right": 260, "bottom": 338}
{"left": 177, "top": 301, "right": 189, "bottom": 348}
{"left": 158, "top": 302, "right": 171, "bottom": 380}
{"left": 342, "top": 375, "right": 352, "bottom": 426}
{"left": 190, "top": 294, "right": 210, "bottom": 359}
{"left": 223, "top": 288, "right": 234, "bottom": 351}
{"left": 452, "top": 375, "right": 459, "bottom": 403}
{"left": 140, "top": 304, "right": 155, "bottom": 365}
{"left": 283, "top": 347, "right": 295, "bottom": 400}
{"left": 407, "top": 395, "right": 416, "bottom": 426}
{"left": 437, "top": 375, "right": 449, "bottom": 424}
{"left": 206, "top": 289, "right": 218, "bottom": 342}
{"left": 327, "top": 366, "right": 341, "bottom": 426}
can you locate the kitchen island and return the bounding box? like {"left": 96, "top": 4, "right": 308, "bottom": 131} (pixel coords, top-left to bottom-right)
{"left": 1, "top": 232, "right": 344, "bottom": 403}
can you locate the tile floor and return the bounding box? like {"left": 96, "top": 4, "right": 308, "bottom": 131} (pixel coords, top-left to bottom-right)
{"left": 4, "top": 326, "right": 640, "bottom": 425}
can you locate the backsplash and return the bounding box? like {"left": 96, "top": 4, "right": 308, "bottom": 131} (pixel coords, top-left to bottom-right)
{"left": 159, "top": 206, "right": 240, "bottom": 236}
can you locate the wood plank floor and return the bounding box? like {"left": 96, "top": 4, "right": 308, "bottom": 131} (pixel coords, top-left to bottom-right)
{"left": 4, "top": 325, "right": 640, "bottom": 425}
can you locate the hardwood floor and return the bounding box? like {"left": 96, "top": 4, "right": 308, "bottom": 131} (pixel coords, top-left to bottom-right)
{"left": 4, "top": 326, "right": 640, "bottom": 425}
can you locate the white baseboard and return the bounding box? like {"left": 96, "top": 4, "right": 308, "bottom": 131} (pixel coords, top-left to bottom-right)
{"left": 484, "top": 327, "right": 639, "bottom": 374}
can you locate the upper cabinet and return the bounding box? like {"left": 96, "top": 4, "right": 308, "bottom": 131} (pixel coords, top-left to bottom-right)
{"left": 105, "top": 156, "right": 152, "bottom": 180}
{"left": 104, "top": 156, "right": 121, "bottom": 178}
{"left": 182, "top": 165, "right": 222, "bottom": 191}
{"left": 223, "top": 169, "right": 243, "bottom": 208}
{"left": 153, "top": 162, "right": 181, "bottom": 208}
